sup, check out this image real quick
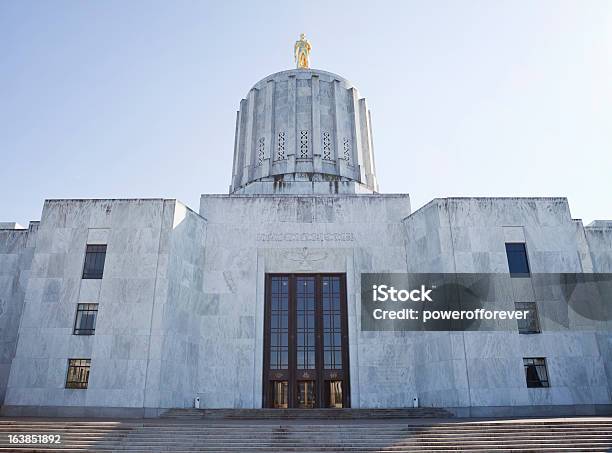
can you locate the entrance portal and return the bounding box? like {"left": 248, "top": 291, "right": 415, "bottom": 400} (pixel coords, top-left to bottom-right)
{"left": 263, "top": 274, "right": 350, "bottom": 408}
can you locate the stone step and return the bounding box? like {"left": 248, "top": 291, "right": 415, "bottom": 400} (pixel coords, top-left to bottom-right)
{"left": 161, "top": 408, "right": 455, "bottom": 419}
{"left": 3, "top": 429, "right": 612, "bottom": 437}
{"left": 4, "top": 430, "right": 612, "bottom": 438}
{"left": 14, "top": 439, "right": 609, "bottom": 446}
{"left": 3, "top": 437, "right": 612, "bottom": 445}
{"left": 3, "top": 447, "right": 608, "bottom": 451}
{"left": 0, "top": 446, "right": 609, "bottom": 453}
{"left": 3, "top": 422, "right": 612, "bottom": 427}
{"left": 2, "top": 430, "right": 612, "bottom": 437}
{"left": 1, "top": 446, "right": 612, "bottom": 453}
{"left": 4, "top": 421, "right": 611, "bottom": 428}
{"left": 28, "top": 429, "right": 609, "bottom": 435}
{"left": 2, "top": 440, "right": 611, "bottom": 446}
{"left": 3, "top": 438, "right": 612, "bottom": 446}
{"left": 3, "top": 431, "right": 611, "bottom": 437}
{"left": 3, "top": 427, "right": 612, "bottom": 433}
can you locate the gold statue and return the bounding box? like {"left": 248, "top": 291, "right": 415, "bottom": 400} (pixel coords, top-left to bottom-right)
{"left": 294, "top": 33, "right": 311, "bottom": 69}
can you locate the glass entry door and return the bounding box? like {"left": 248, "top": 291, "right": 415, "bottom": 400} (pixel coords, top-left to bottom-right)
{"left": 264, "top": 274, "right": 350, "bottom": 408}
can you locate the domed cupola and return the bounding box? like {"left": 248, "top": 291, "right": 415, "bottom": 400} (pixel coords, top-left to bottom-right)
{"left": 229, "top": 35, "right": 378, "bottom": 195}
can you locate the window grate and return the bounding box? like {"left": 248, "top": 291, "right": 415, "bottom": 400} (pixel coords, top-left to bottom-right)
{"left": 277, "top": 131, "right": 286, "bottom": 160}
{"left": 257, "top": 137, "right": 265, "bottom": 166}
{"left": 300, "top": 130, "right": 309, "bottom": 158}
{"left": 322, "top": 131, "right": 332, "bottom": 160}
{"left": 343, "top": 138, "right": 350, "bottom": 163}
{"left": 66, "top": 359, "right": 91, "bottom": 389}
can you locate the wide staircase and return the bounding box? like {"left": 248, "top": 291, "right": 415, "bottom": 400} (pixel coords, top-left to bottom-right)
{"left": 1, "top": 412, "right": 612, "bottom": 452}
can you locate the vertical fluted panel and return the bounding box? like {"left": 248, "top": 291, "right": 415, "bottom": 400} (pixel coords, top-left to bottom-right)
{"left": 231, "top": 99, "right": 248, "bottom": 192}
{"left": 240, "top": 89, "right": 256, "bottom": 187}
{"left": 366, "top": 108, "right": 378, "bottom": 191}
{"left": 230, "top": 110, "right": 241, "bottom": 192}
{"left": 296, "top": 78, "right": 311, "bottom": 160}
{"left": 319, "top": 80, "right": 335, "bottom": 164}
{"left": 350, "top": 87, "right": 366, "bottom": 182}
{"left": 287, "top": 75, "right": 297, "bottom": 173}
{"left": 311, "top": 75, "right": 321, "bottom": 173}
{"left": 359, "top": 99, "right": 375, "bottom": 189}
{"left": 262, "top": 80, "right": 274, "bottom": 174}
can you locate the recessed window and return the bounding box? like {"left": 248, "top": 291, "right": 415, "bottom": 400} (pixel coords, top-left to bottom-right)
{"left": 516, "top": 302, "right": 540, "bottom": 334}
{"left": 523, "top": 357, "right": 549, "bottom": 388}
{"left": 65, "top": 359, "right": 91, "bottom": 389}
{"left": 82, "top": 245, "right": 107, "bottom": 279}
{"left": 505, "top": 243, "right": 530, "bottom": 277}
{"left": 73, "top": 303, "right": 99, "bottom": 335}
{"left": 269, "top": 276, "right": 289, "bottom": 370}
{"left": 322, "top": 276, "right": 343, "bottom": 370}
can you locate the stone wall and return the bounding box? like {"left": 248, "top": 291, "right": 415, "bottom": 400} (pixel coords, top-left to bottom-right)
{"left": 3, "top": 200, "right": 167, "bottom": 415}
{"left": 402, "top": 198, "right": 612, "bottom": 415}
{"left": 0, "top": 194, "right": 610, "bottom": 416}
{"left": 583, "top": 221, "right": 612, "bottom": 402}
{"left": 2, "top": 199, "right": 206, "bottom": 416}
{"left": 198, "top": 194, "right": 411, "bottom": 408}
{"left": 585, "top": 221, "right": 612, "bottom": 272}
{"left": 144, "top": 201, "right": 207, "bottom": 410}
{"left": 0, "top": 223, "right": 37, "bottom": 404}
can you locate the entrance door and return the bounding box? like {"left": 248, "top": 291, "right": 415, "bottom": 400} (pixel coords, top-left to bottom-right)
{"left": 263, "top": 274, "right": 350, "bottom": 408}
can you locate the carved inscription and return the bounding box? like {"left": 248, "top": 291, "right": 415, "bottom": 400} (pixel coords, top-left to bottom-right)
{"left": 256, "top": 232, "right": 355, "bottom": 242}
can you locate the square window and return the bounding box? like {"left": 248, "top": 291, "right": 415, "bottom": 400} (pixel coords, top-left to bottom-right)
{"left": 523, "top": 357, "right": 549, "bottom": 388}
{"left": 82, "top": 244, "right": 107, "bottom": 279}
{"left": 505, "top": 243, "right": 530, "bottom": 277}
{"left": 73, "top": 303, "right": 99, "bottom": 335}
{"left": 66, "top": 359, "right": 91, "bottom": 389}
{"left": 516, "top": 302, "right": 540, "bottom": 334}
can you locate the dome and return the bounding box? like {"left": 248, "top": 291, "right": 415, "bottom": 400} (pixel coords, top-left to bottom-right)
{"left": 229, "top": 68, "right": 378, "bottom": 195}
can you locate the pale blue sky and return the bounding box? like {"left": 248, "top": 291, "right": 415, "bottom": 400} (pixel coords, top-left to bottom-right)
{"left": 1, "top": 1, "right": 610, "bottom": 225}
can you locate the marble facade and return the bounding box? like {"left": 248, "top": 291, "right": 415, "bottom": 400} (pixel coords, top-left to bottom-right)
{"left": 0, "top": 68, "right": 610, "bottom": 417}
